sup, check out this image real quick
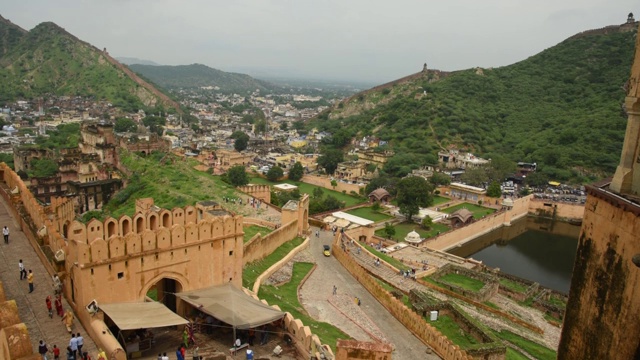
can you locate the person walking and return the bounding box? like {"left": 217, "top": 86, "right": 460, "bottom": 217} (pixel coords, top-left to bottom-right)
{"left": 332, "top": 285, "right": 337, "bottom": 295}
{"left": 55, "top": 295, "right": 64, "bottom": 317}
{"left": 38, "top": 340, "right": 49, "bottom": 360}
{"left": 69, "top": 334, "right": 78, "bottom": 360}
{"left": 19, "top": 259, "right": 26, "bottom": 280}
{"left": 46, "top": 296, "right": 53, "bottom": 318}
{"left": 66, "top": 346, "right": 75, "bottom": 360}
{"left": 28, "top": 270, "right": 34, "bottom": 293}
{"left": 3, "top": 225, "right": 9, "bottom": 244}
{"left": 76, "top": 333, "right": 84, "bottom": 356}
{"left": 52, "top": 345, "right": 60, "bottom": 360}
{"left": 175, "top": 347, "right": 184, "bottom": 360}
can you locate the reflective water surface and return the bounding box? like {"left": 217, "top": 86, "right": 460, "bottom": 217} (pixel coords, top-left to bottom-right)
{"left": 447, "top": 217, "right": 580, "bottom": 293}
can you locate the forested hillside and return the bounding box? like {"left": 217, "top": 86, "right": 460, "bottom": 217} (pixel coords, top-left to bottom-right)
{"left": 128, "top": 63, "right": 273, "bottom": 93}
{"left": 312, "top": 28, "right": 636, "bottom": 182}
{"left": 0, "top": 16, "right": 177, "bottom": 111}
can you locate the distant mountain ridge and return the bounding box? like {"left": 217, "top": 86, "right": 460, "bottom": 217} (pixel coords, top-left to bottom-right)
{"left": 311, "top": 19, "right": 639, "bottom": 181}
{"left": 116, "top": 57, "right": 160, "bottom": 66}
{"left": 0, "top": 15, "right": 179, "bottom": 111}
{"left": 128, "top": 63, "right": 273, "bottom": 93}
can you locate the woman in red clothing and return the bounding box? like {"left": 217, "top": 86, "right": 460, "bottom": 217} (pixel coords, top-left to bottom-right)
{"left": 55, "top": 295, "right": 64, "bottom": 317}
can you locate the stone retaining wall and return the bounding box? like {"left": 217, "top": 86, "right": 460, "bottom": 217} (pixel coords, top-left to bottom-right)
{"left": 332, "top": 235, "right": 474, "bottom": 360}
{"left": 430, "top": 264, "right": 499, "bottom": 302}
{"left": 243, "top": 220, "right": 298, "bottom": 265}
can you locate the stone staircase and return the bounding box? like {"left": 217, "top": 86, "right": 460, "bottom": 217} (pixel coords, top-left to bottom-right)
{"left": 345, "top": 242, "right": 423, "bottom": 293}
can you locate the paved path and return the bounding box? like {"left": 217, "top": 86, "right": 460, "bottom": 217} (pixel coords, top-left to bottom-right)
{"left": 299, "top": 226, "right": 440, "bottom": 360}
{"left": 0, "top": 194, "right": 99, "bottom": 359}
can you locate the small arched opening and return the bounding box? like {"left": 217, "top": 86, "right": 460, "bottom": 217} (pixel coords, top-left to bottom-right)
{"left": 107, "top": 221, "right": 117, "bottom": 238}
{"left": 162, "top": 213, "right": 171, "bottom": 228}
{"left": 136, "top": 217, "right": 144, "bottom": 234}
{"left": 122, "top": 219, "right": 131, "bottom": 236}
{"left": 149, "top": 215, "right": 158, "bottom": 231}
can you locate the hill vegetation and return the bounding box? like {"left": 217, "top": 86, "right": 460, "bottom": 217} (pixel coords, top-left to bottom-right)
{"left": 0, "top": 16, "right": 177, "bottom": 111}
{"left": 128, "top": 63, "right": 273, "bottom": 93}
{"left": 311, "top": 27, "right": 636, "bottom": 183}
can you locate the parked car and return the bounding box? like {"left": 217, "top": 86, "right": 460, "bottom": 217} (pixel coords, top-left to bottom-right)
{"left": 323, "top": 245, "right": 331, "bottom": 257}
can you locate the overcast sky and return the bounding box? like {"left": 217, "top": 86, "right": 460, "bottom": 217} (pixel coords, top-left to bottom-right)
{"left": 3, "top": 0, "right": 637, "bottom": 83}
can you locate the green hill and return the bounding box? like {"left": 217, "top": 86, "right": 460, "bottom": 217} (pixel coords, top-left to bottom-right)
{"left": 128, "top": 63, "right": 273, "bottom": 93}
{"left": 312, "top": 23, "right": 637, "bottom": 182}
{"left": 0, "top": 16, "right": 179, "bottom": 111}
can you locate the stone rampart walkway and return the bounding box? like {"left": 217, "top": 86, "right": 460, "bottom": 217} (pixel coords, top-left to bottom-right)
{"left": 0, "top": 195, "right": 98, "bottom": 358}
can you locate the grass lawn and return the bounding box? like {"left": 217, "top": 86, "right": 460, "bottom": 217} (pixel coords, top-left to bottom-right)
{"left": 441, "top": 202, "right": 496, "bottom": 219}
{"left": 374, "top": 222, "right": 449, "bottom": 242}
{"left": 506, "top": 348, "right": 531, "bottom": 360}
{"left": 499, "top": 278, "right": 529, "bottom": 293}
{"left": 547, "top": 296, "right": 567, "bottom": 309}
{"left": 259, "top": 262, "right": 349, "bottom": 353}
{"left": 346, "top": 207, "right": 393, "bottom": 222}
{"left": 438, "top": 273, "right": 485, "bottom": 292}
{"left": 493, "top": 330, "right": 557, "bottom": 360}
{"left": 429, "top": 315, "right": 480, "bottom": 349}
{"left": 105, "top": 151, "right": 243, "bottom": 218}
{"left": 432, "top": 195, "right": 450, "bottom": 206}
{"left": 250, "top": 177, "right": 365, "bottom": 207}
{"left": 243, "top": 237, "right": 305, "bottom": 289}
{"left": 243, "top": 225, "right": 273, "bottom": 243}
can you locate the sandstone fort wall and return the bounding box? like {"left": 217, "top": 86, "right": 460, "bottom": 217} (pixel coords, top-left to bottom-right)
{"left": 243, "top": 220, "right": 298, "bottom": 265}
{"left": 332, "top": 235, "right": 473, "bottom": 360}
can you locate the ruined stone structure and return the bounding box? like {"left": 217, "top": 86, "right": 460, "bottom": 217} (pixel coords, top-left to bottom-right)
{"left": 12, "top": 122, "right": 122, "bottom": 207}
{"left": 335, "top": 340, "right": 392, "bottom": 360}
{"left": 558, "top": 21, "right": 640, "bottom": 360}
{"left": 118, "top": 133, "right": 170, "bottom": 155}
{"left": 358, "top": 150, "right": 394, "bottom": 167}
{"left": 79, "top": 121, "right": 117, "bottom": 164}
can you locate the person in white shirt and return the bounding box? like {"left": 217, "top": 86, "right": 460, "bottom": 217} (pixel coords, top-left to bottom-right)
{"left": 3, "top": 226, "right": 9, "bottom": 244}
{"left": 19, "top": 259, "right": 26, "bottom": 280}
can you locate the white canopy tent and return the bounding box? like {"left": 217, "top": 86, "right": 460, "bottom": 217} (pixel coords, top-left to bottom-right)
{"left": 100, "top": 302, "right": 189, "bottom": 330}
{"left": 176, "top": 283, "right": 285, "bottom": 330}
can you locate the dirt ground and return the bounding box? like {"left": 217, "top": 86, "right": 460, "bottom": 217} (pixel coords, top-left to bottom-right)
{"left": 138, "top": 326, "right": 299, "bottom": 360}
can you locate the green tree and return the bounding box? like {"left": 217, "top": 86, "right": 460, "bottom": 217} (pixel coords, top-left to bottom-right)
{"left": 421, "top": 216, "right": 433, "bottom": 230}
{"left": 487, "top": 181, "right": 502, "bottom": 197}
{"left": 525, "top": 172, "right": 549, "bottom": 187}
{"left": 28, "top": 158, "right": 59, "bottom": 178}
{"left": 429, "top": 172, "right": 451, "bottom": 186}
{"left": 255, "top": 119, "right": 267, "bottom": 134}
{"left": 312, "top": 187, "right": 324, "bottom": 199}
{"left": 280, "top": 122, "right": 289, "bottom": 131}
{"left": 114, "top": 117, "right": 137, "bottom": 133}
{"left": 461, "top": 167, "right": 489, "bottom": 187}
{"left": 226, "top": 166, "right": 249, "bottom": 186}
{"left": 231, "top": 131, "right": 250, "bottom": 152}
{"left": 396, "top": 176, "right": 434, "bottom": 222}
{"left": 330, "top": 179, "right": 337, "bottom": 190}
{"left": 142, "top": 115, "right": 166, "bottom": 136}
{"left": 318, "top": 148, "right": 344, "bottom": 175}
{"left": 288, "top": 162, "right": 304, "bottom": 181}
{"left": 365, "top": 175, "right": 398, "bottom": 196}
{"left": 383, "top": 222, "right": 396, "bottom": 239}
{"left": 266, "top": 166, "right": 284, "bottom": 182}
{"left": 487, "top": 156, "right": 516, "bottom": 183}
